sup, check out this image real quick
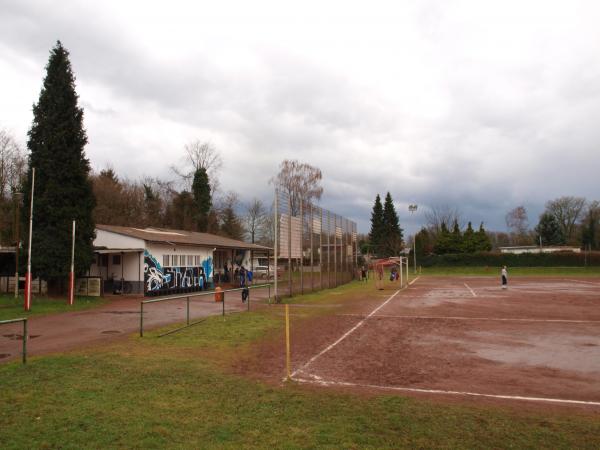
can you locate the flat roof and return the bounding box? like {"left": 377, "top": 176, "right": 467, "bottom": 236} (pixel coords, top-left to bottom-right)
{"left": 97, "top": 224, "right": 271, "bottom": 251}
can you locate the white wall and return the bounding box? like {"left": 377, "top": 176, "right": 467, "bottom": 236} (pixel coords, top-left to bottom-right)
{"left": 94, "top": 229, "right": 144, "bottom": 249}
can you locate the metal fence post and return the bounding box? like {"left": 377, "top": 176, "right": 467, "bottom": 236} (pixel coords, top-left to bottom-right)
{"left": 320, "top": 207, "right": 323, "bottom": 290}
{"left": 140, "top": 302, "right": 144, "bottom": 337}
{"left": 288, "top": 194, "right": 292, "bottom": 297}
{"left": 222, "top": 291, "right": 225, "bottom": 316}
{"left": 310, "top": 203, "right": 314, "bottom": 292}
{"left": 186, "top": 296, "right": 190, "bottom": 325}
{"left": 22, "top": 318, "right": 27, "bottom": 364}
{"left": 300, "top": 197, "right": 303, "bottom": 295}
{"left": 247, "top": 288, "right": 250, "bottom": 312}
{"left": 274, "top": 188, "right": 278, "bottom": 303}
{"left": 334, "top": 215, "right": 338, "bottom": 288}
{"left": 268, "top": 284, "right": 271, "bottom": 304}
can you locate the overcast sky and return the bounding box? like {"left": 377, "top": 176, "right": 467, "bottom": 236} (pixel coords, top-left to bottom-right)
{"left": 1, "top": 0, "right": 599, "bottom": 235}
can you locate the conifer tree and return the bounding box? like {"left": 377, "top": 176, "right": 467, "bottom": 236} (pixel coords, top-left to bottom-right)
{"left": 368, "top": 194, "right": 384, "bottom": 255}
{"left": 192, "top": 167, "right": 211, "bottom": 232}
{"left": 23, "top": 41, "right": 96, "bottom": 286}
{"left": 475, "top": 223, "right": 492, "bottom": 251}
{"left": 535, "top": 213, "right": 564, "bottom": 246}
{"left": 462, "top": 221, "right": 477, "bottom": 253}
{"left": 433, "top": 222, "right": 452, "bottom": 254}
{"left": 448, "top": 219, "right": 463, "bottom": 253}
{"left": 414, "top": 227, "right": 432, "bottom": 258}
{"left": 381, "top": 192, "right": 403, "bottom": 256}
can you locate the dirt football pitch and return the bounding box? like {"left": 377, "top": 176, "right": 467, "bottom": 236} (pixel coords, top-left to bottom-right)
{"left": 268, "top": 276, "right": 600, "bottom": 409}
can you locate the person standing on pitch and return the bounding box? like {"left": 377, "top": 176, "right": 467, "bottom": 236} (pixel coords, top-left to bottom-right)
{"left": 501, "top": 266, "right": 508, "bottom": 289}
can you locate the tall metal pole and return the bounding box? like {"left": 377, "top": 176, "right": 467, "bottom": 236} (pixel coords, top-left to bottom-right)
{"left": 25, "top": 168, "right": 35, "bottom": 312}
{"left": 319, "top": 207, "right": 323, "bottom": 290}
{"left": 413, "top": 236, "right": 417, "bottom": 275}
{"left": 69, "top": 220, "right": 76, "bottom": 305}
{"left": 310, "top": 203, "right": 314, "bottom": 292}
{"left": 299, "top": 198, "right": 303, "bottom": 295}
{"left": 409, "top": 204, "right": 418, "bottom": 274}
{"left": 334, "top": 215, "right": 338, "bottom": 287}
{"left": 288, "top": 195, "right": 292, "bottom": 297}
{"left": 14, "top": 193, "right": 21, "bottom": 298}
{"left": 274, "top": 189, "right": 278, "bottom": 302}
{"left": 327, "top": 211, "right": 331, "bottom": 288}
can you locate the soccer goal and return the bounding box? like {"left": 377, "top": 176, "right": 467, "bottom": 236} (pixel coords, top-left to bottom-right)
{"left": 373, "top": 257, "right": 409, "bottom": 290}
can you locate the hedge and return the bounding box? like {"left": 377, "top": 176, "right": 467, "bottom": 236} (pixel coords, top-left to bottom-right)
{"left": 419, "top": 251, "right": 600, "bottom": 267}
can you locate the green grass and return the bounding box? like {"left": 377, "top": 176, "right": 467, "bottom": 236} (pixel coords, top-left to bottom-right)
{"left": 0, "top": 294, "right": 107, "bottom": 321}
{"left": 420, "top": 266, "right": 600, "bottom": 276}
{"left": 2, "top": 299, "right": 599, "bottom": 449}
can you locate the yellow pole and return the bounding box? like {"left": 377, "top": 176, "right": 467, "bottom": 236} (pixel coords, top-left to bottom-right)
{"left": 285, "top": 304, "right": 291, "bottom": 380}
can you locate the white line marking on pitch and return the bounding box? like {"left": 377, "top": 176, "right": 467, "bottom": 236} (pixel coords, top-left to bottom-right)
{"left": 565, "top": 279, "right": 600, "bottom": 286}
{"left": 291, "top": 377, "right": 600, "bottom": 407}
{"left": 335, "top": 314, "right": 600, "bottom": 323}
{"left": 290, "top": 287, "right": 404, "bottom": 378}
{"left": 409, "top": 276, "right": 420, "bottom": 285}
{"left": 464, "top": 283, "right": 477, "bottom": 297}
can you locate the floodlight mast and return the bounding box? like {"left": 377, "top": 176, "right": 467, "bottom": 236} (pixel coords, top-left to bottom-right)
{"left": 408, "top": 204, "right": 418, "bottom": 274}
{"left": 25, "top": 168, "right": 35, "bottom": 311}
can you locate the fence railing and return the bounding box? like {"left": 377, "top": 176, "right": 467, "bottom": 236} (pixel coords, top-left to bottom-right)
{"left": 139, "top": 283, "right": 272, "bottom": 337}
{"left": 0, "top": 318, "right": 28, "bottom": 364}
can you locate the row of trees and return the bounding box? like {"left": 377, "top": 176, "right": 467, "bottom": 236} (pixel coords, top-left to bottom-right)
{"left": 368, "top": 192, "right": 404, "bottom": 257}
{"left": 5, "top": 41, "right": 324, "bottom": 289}
{"left": 505, "top": 197, "right": 599, "bottom": 249}
{"left": 417, "top": 221, "right": 492, "bottom": 255}
{"left": 92, "top": 166, "right": 273, "bottom": 244}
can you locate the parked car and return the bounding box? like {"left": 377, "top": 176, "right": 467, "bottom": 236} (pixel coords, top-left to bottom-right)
{"left": 252, "top": 265, "right": 282, "bottom": 279}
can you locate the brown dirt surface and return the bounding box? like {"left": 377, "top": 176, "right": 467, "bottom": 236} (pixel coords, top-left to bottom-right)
{"left": 0, "top": 286, "right": 273, "bottom": 361}
{"left": 240, "top": 276, "right": 600, "bottom": 412}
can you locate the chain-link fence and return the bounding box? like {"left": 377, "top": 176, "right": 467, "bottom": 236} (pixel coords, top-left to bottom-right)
{"left": 273, "top": 189, "right": 357, "bottom": 299}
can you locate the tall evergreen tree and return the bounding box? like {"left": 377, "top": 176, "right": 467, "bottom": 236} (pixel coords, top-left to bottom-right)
{"left": 23, "top": 41, "right": 96, "bottom": 286}
{"left": 535, "top": 212, "right": 565, "bottom": 246}
{"left": 381, "top": 192, "right": 403, "bottom": 257}
{"left": 414, "top": 227, "right": 432, "bottom": 258}
{"left": 448, "top": 219, "right": 463, "bottom": 253}
{"left": 192, "top": 167, "right": 211, "bottom": 232}
{"left": 433, "top": 221, "right": 452, "bottom": 254}
{"left": 475, "top": 223, "right": 492, "bottom": 251}
{"left": 368, "top": 194, "right": 384, "bottom": 255}
{"left": 461, "top": 221, "right": 478, "bottom": 253}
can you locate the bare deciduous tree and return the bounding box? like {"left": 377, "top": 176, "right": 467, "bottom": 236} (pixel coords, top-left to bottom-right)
{"left": 505, "top": 206, "right": 529, "bottom": 235}
{"left": 245, "top": 198, "right": 266, "bottom": 243}
{"left": 424, "top": 204, "right": 462, "bottom": 236}
{"left": 171, "top": 140, "right": 222, "bottom": 191}
{"left": 545, "top": 196, "right": 586, "bottom": 244}
{"left": 0, "top": 129, "right": 26, "bottom": 198}
{"left": 271, "top": 159, "right": 323, "bottom": 215}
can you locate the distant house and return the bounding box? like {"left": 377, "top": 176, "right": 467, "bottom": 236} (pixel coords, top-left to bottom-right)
{"left": 90, "top": 225, "right": 271, "bottom": 296}
{"left": 498, "top": 245, "right": 581, "bottom": 255}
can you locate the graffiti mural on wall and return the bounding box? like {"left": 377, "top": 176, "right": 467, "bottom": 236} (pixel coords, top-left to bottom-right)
{"left": 144, "top": 250, "right": 213, "bottom": 293}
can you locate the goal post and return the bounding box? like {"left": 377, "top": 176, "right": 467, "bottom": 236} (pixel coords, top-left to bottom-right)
{"left": 373, "top": 256, "right": 409, "bottom": 290}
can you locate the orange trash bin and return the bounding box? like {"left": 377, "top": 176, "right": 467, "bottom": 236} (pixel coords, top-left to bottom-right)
{"left": 214, "top": 286, "right": 224, "bottom": 302}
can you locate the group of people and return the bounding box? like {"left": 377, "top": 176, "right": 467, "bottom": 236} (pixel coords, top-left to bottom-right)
{"left": 358, "top": 263, "right": 509, "bottom": 289}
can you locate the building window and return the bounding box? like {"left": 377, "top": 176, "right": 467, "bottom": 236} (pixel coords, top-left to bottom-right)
{"left": 112, "top": 255, "right": 121, "bottom": 265}
{"left": 99, "top": 254, "right": 108, "bottom": 267}
{"left": 180, "top": 255, "right": 186, "bottom": 266}
{"left": 172, "top": 255, "right": 178, "bottom": 266}
{"left": 194, "top": 255, "right": 200, "bottom": 266}
{"left": 188, "top": 255, "right": 194, "bottom": 266}
{"left": 163, "top": 255, "right": 170, "bottom": 267}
